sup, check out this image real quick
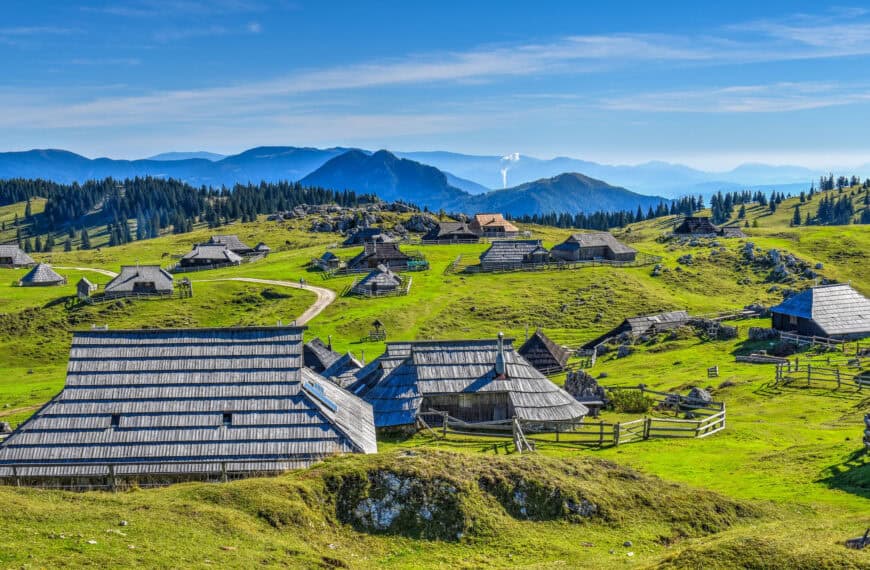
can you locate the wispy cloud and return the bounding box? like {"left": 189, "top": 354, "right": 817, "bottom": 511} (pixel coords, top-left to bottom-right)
{"left": 69, "top": 57, "right": 141, "bottom": 66}
{"left": 600, "top": 82, "right": 870, "bottom": 113}
{"left": 83, "top": 0, "right": 267, "bottom": 18}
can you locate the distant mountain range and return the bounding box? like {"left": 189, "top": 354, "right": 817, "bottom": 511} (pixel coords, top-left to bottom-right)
{"left": 0, "top": 145, "right": 856, "bottom": 215}
{"left": 300, "top": 150, "right": 665, "bottom": 214}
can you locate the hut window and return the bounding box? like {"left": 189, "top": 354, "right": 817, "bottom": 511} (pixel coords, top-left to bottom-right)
{"left": 110, "top": 414, "right": 121, "bottom": 428}
{"left": 788, "top": 315, "right": 798, "bottom": 325}
{"left": 459, "top": 394, "right": 473, "bottom": 409}
{"left": 222, "top": 412, "right": 233, "bottom": 427}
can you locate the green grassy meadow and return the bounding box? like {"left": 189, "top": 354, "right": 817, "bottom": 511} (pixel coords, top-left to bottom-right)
{"left": 0, "top": 188, "right": 867, "bottom": 568}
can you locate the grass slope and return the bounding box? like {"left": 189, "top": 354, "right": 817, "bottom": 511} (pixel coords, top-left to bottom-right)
{"left": 0, "top": 188, "right": 867, "bottom": 568}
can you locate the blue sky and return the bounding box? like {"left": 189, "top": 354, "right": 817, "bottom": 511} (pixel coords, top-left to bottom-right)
{"left": 3, "top": 0, "right": 870, "bottom": 169}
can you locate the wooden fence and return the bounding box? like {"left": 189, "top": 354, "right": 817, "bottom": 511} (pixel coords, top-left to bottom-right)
{"left": 344, "top": 277, "right": 413, "bottom": 298}
{"left": 464, "top": 253, "right": 662, "bottom": 275}
{"left": 418, "top": 396, "right": 726, "bottom": 452}
{"left": 775, "top": 361, "right": 869, "bottom": 390}
{"left": 864, "top": 414, "right": 870, "bottom": 451}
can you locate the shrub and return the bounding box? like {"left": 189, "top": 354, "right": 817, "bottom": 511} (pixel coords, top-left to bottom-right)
{"left": 609, "top": 389, "right": 654, "bottom": 414}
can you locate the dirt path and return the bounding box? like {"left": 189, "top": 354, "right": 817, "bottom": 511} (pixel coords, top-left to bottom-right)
{"left": 194, "top": 277, "right": 336, "bottom": 325}
{"left": 54, "top": 266, "right": 119, "bottom": 278}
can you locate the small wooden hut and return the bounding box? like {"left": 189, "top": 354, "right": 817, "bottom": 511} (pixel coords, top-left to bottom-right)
{"left": 179, "top": 244, "right": 242, "bottom": 269}
{"left": 673, "top": 216, "right": 719, "bottom": 235}
{"left": 518, "top": 329, "right": 570, "bottom": 374}
{"left": 770, "top": 283, "right": 870, "bottom": 340}
{"left": 347, "top": 241, "right": 412, "bottom": 270}
{"left": 103, "top": 265, "right": 174, "bottom": 299}
{"left": 304, "top": 337, "right": 342, "bottom": 373}
{"left": 206, "top": 235, "right": 254, "bottom": 255}
{"left": 76, "top": 277, "right": 97, "bottom": 300}
{"left": 19, "top": 263, "right": 66, "bottom": 287}
{"left": 351, "top": 265, "right": 403, "bottom": 296}
{"left": 550, "top": 232, "right": 636, "bottom": 262}
{"left": 343, "top": 228, "right": 390, "bottom": 246}
{"left": 479, "top": 240, "right": 549, "bottom": 271}
{"left": 0, "top": 245, "right": 35, "bottom": 268}
{"left": 582, "top": 310, "right": 690, "bottom": 349}
{"left": 469, "top": 214, "right": 519, "bottom": 238}
{"left": 422, "top": 221, "right": 480, "bottom": 243}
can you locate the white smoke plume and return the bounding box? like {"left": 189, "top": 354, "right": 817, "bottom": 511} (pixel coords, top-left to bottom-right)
{"left": 499, "top": 152, "right": 520, "bottom": 188}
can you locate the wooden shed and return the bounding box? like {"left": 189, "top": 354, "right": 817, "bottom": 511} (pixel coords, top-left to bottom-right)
{"left": 673, "top": 216, "right": 720, "bottom": 235}
{"left": 352, "top": 265, "right": 403, "bottom": 296}
{"left": 179, "top": 244, "right": 243, "bottom": 269}
{"left": 206, "top": 235, "right": 254, "bottom": 255}
{"left": 0, "top": 325, "right": 376, "bottom": 485}
{"left": 479, "top": 240, "right": 549, "bottom": 271}
{"left": 18, "top": 263, "right": 66, "bottom": 287}
{"left": 349, "top": 334, "right": 588, "bottom": 429}
{"left": 469, "top": 214, "right": 519, "bottom": 238}
{"left": 0, "top": 245, "right": 35, "bottom": 268}
{"left": 550, "top": 232, "right": 636, "bottom": 262}
{"left": 582, "top": 310, "right": 691, "bottom": 349}
{"left": 422, "top": 221, "right": 480, "bottom": 243}
{"left": 76, "top": 277, "right": 98, "bottom": 300}
{"left": 343, "top": 228, "right": 390, "bottom": 246}
{"left": 348, "top": 241, "right": 411, "bottom": 270}
{"left": 314, "top": 251, "right": 343, "bottom": 271}
{"left": 770, "top": 283, "right": 870, "bottom": 340}
{"left": 518, "top": 329, "right": 571, "bottom": 374}
{"left": 303, "top": 337, "right": 341, "bottom": 373}
{"left": 104, "top": 266, "right": 174, "bottom": 298}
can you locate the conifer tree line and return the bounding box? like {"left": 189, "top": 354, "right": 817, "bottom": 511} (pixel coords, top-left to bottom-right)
{"left": 508, "top": 195, "right": 706, "bottom": 230}
{"left": 0, "top": 177, "right": 376, "bottom": 250}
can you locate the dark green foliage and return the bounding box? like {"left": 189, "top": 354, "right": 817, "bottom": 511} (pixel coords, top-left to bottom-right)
{"left": 609, "top": 389, "right": 654, "bottom": 413}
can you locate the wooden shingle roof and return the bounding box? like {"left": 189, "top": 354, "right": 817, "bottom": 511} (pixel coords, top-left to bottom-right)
{"left": 183, "top": 244, "right": 243, "bottom": 263}
{"left": 0, "top": 245, "right": 35, "bottom": 266}
{"left": 207, "top": 235, "right": 252, "bottom": 253}
{"left": 104, "top": 266, "right": 174, "bottom": 294}
{"left": 479, "top": 240, "right": 547, "bottom": 264}
{"left": 558, "top": 232, "right": 637, "bottom": 255}
{"left": 771, "top": 284, "right": 870, "bottom": 336}
{"left": 472, "top": 214, "right": 519, "bottom": 233}
{"left": 19, "top": 263, "right": 64, "bottom": 285}
{"left": 518, "top": 329, "right": 570, "bottom": 374}
{"left": 0, "top": 326, "right": 376, "bottom": 479}
{"left": 358, "top": 337, "right": 587, "bottom": 428}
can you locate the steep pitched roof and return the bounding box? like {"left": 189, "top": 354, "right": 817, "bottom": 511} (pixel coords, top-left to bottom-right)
{"left": 479, "top": 240, "right": 547, "bottom": 264}
{"left": 0, "top": 245, "right": 35, "bottom": 266}
{"left": 423, "top": 221, "right": 479, "bottom": 241}
{"left": 518, "top": 329, "right": 571, "bottom": 373}
{"left": 771, "top": 284, "right": 870, "bottom": 336}
{"left": 563, "top": 232, "right": 636, "bottom": 255}
{"left": 207, "top": 235, "right": 252, "bottom": 253}
{"left": 348, "top": 242, "right": 410, "bottom": 268}
{"left": 625, "top": 310, "right": 690, "bottom": 334}
{"left": 104, "top": 266, "right": 174, "bottom": 294}
{"left": 674, "top": 217, "right": 719, "bottom": 234}
{"left": 19, "top": 263, "right": 64, "bottom": 285}
{"left": 472, "top": 214, "right": 519, "bottom": 233}
{"left": 303, "top": 337, "right": 342, "bottom": 372}
{"left": 0, "top": 326, "right": 376, "bottom": 479}
{"left": 361, "top": 338, "right": 588, "bottom": 428}
{"left": 182, "top": 244, "right": 243, "bottom": 263}
{"left": 343, "top": 228, "right": 389, "bottom": 246}
{"left": 354, "top": 265, "right": 402, "bottom": 290}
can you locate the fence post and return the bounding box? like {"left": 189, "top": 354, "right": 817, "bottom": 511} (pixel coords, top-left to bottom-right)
{"left": 807, "top": 364, "right": 812, "bottom": 386}
{"left": 108, "top": 464, "right": 116, "bottom": 492}
{"left": 442, "top": 412, "right": 448, "bottom": 439}
{"left": 836, "top": 368, "right": 841, "bottom": 389}
{"left": 221, "top": 462, "right": 228, "bottom": 483}
{"left": 644, "top": 417, "right": 651, "bottom": 440}
{"left": 555, "top": 422, "right": 560, "bottom": 443}
{"left": 613, "top": 423, "right": 620, "bottom": 446}
{"left": 12, "top": 465, "right": 19, "bottom": 487}
{"left": 599, "top": 421, "right": 604, "bottom": 446}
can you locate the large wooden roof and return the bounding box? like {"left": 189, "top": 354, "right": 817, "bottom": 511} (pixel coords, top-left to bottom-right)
{"left": 353, "top": 338, "right": 587, "bottom": 428}
{"left": 0, "top": 326, "right": 376, "bottom": 479}
{"left": 771, "top": 284, "right": 870, "bottom": 336}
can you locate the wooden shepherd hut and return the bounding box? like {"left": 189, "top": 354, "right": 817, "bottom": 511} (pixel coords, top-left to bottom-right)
{"left": 770, "top": 283, "right": 870, "bottom": 340}
{"left": 479, "top": 240, "right": 549, "bottom": 271}
{"left": 103, "top": 265, "right": 174, "bottom": 299}
{"left": 349, "top": 333, "right": 588, "bottom": 429}
{"left": 518, "top": 329, "right": 571, "bottom": 374}
{"left": 304, "top": 337, "right": 342, "bottom": 373}
{"left": 673, "top": 216, "right": 719, "bottom": 235}
{"left": 0, "top": 325, "right": 376, "bottom": 485}
{"left": 469, "top": 214, "right": 520, "bottom": 238}
{"left": 179, "top": 244, "right": 243, "bottom": 269}
{"left": 0, "top": 245, "right": 35, "bottom": 268}
{"left": 18, "top": 263, "right": 66, "bottom": 287}
{"left": 76, "top": 277, "right": 98, "bottom": 300}
{"left": 347, "top": 241, "right": 411, "bottom": 270}
{"left": 550, "top": 232, "right": 636, "bottom": 262}
{"left": 206, "top": 235, "right": 255, "bottom": 255}
{"left": 581, "top": 310, "right": 690, "bottom": 349}
{"left": 351, "top": 265, "right": 403, "bottom": 296}
{"left": 422, "top": 221, "right": 480, "bottom": 243}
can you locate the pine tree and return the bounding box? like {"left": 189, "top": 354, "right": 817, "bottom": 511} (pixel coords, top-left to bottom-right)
{"left": 792, "top": 206, "right": 801, "bottom": 226}
{"left": 80, "top": 228, "right": 91, "bottom": 250}
{"left": 64, "top": 238, "right": 72, "bottom": 252}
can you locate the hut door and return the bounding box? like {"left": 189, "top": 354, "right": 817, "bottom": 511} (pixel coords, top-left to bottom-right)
{"left": 493, "top": 405, "right": 507, "bottom": 421}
